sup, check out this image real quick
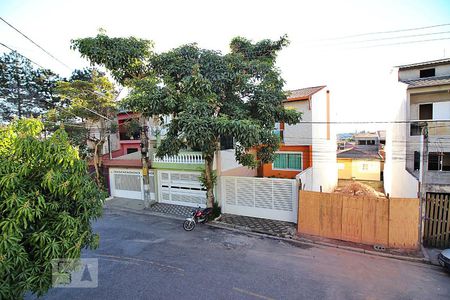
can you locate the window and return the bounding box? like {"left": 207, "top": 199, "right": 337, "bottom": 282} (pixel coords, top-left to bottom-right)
{"left": 127, "top": 148, "right": 138, "bottom": 154}
{"left": 443, "top": 153, "right": 450, "bottom": 171}
{"left": 220, "top": 135, "right": 234, "bottom": 150}
{"left": 428, "top": 153, "right": 439, "bottom": 170}
{"left": 414, "top": 151, "right": 420, "bottom": 171}
{"left": 410, "top": 122, "right": 425, "bottom": 136}
{"left": 361, "top": 163, "right": 369, "bottom": 171}
{"left": 358, "top": 140, "right": 367, "bottom": 145}
{"left": 273, "top": 122, "right": 284, "bottom": 143}
{"left": 420, "top": 68, "right": 435, "bottom": 78}
{"left": 419, "top": 104, "right": 433, "bottom": 120}
{"left": 273, "top": 153, "right": 302, "bottom": 170}
{"left": 429, "top": 152, "right": 450, "bottom": 171}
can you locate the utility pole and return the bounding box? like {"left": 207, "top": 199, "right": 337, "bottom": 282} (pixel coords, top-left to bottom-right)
{"left": 419, "top": 122, "right": 428, "bottom": 245}
{"left": 140, "top": 116, "right": 151, "bottom": 208}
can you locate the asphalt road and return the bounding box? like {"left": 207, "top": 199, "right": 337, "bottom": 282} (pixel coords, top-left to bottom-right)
{"left": 36, "top": 209, "right": 450, "bottom": 300}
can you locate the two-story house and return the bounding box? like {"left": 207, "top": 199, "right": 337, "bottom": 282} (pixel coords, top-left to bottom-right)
{"left": 257, "top": 85, "right": 338, "bottom": 192}
{"left": 384, "top": 58, "right": 450, "bottom": 198}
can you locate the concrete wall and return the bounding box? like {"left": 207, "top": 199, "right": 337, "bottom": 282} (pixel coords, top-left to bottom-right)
{"left": 338, "top": 159, "right": 353, "bottom": 179}
{"left": 398, "top": 64, "right": 450, "bottom": 81}
{"left": 338, "top": 158, "right": 380, "bottom": 181}
{"left": 217, "top": 149, "right": 257, "bottom": 177}
{"left": 351, "top": 159, "right": 381, "bottom": 181}
{"left": 283, "top": 100, "right": 312, "bottom": 145}
{"left": 311, "top": 89, "right": 338, "bottom": 192}
{"left": 260, "top": 145, "right": 312, "bottom": 179}
{"left": 383, "top": 78, "right": 419, "bottom": 198}
{"left": 296, "top": 167, "right": 313, "bottom": 191}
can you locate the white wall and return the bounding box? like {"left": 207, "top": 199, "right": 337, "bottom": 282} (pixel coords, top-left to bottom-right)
{"left": 311, "top": 89, "right": 338, "bottom": 192}
{"left": 296, "top": 167, "right": 313, "bottom": 191}
{"left": 283, "top": 100, "right": 312, "bottom": 145}
{"left": 383, "top": 77, "right": 419, "bottom": 198}
{"left": 216, "top": 149, "right": 257, "bottom": 177}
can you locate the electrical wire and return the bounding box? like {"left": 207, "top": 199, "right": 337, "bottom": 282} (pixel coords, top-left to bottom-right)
{"left": 0, "top": 41, "right": 46, "bottom": 69}
{"left": 310, "top": 23, "right": 450, "bottom": 42}
{"left": 0, "top": 16, "right": 72, "bottom": 70}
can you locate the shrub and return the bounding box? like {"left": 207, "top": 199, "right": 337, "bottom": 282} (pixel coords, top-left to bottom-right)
{"left": 0, "top": 118, "right": 105, "bottom": 299}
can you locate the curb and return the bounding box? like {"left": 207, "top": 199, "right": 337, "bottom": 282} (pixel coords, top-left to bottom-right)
{"left": 209, "top": 221, "right": 430, "bottom": 265}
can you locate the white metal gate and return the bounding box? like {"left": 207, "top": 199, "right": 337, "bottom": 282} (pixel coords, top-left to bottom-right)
{"left": 221, "top": 176, "right": 298, "bottom": 223}
{"left": 109, "top": 168, "right": 155, "bottom": 200}
{"left": 158, "top": 170, "right": 206, "bottom": 207}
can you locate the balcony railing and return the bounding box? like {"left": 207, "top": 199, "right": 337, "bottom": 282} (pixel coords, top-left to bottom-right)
{"left": 153, "top": 152, "right": 204, "bottom": 164}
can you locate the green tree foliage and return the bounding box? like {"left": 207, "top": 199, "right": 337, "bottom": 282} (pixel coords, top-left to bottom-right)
{"left": 71, "top": 33, "right": 301, "bottom": 207}
{"left": 71, "top": 31, "right": 153, "bottom": 84}
{"left": 0, "top": 51, "right": 60, "bottom": 122}
{"left": 0, "top": 118, "right": 105, "bottom": 299}
{"left": 51, "top": 69, "right": 118, "bottom": 186}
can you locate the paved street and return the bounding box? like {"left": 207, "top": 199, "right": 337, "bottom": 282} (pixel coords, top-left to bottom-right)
{"left": 37, "top": 209, "right": 450, "bottom": 300}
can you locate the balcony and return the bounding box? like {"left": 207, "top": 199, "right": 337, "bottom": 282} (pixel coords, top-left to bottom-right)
{"left": 152, "top": 152, "right": 205, "bottom": 171}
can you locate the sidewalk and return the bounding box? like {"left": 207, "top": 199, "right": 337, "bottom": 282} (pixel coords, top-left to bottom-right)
{"left": 217, "top": 214, "right": 296, "bottom": 237}
{"left": 104, "top": 197, "right": 191, "bottom": 218}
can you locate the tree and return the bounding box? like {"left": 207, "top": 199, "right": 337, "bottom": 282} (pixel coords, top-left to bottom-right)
{"left": 0, "top": 118, "right": 105, "bottom": 299}
{"left": 0, "top": 51, "right": 60, "bottom": 122}
{"left": 71, "top": 33, "right": 301, "bottom": 207}
{"left": 53, "top": 69, "right": 118, "bottom": 186}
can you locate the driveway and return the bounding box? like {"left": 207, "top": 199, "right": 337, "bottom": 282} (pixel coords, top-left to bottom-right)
{"left": 35, "top": 208, "right": 450, "bottom": 300}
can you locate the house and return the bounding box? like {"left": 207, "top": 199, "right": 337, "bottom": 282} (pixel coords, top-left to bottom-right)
{"left": 258, "top": 85, "right": 338, "bottom": 192}
{"left": 337, "top": 147, "right": 382, "bottom": 181}
{"left": 384, "top": 58, "right": 450, "bottom": 198}
{"left": 95, "top": 85, "right": 337, "bottom": 214}
{"left": 337, "top": 131, "right": 385, "bottom": 181}
{"left": 99, "top": 112, "right": 210, "bottom": 208}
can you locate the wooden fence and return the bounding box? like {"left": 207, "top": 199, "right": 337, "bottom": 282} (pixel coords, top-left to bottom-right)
{"left": 298, "top": 191, "right": 420, "bottom": 249}
{"left": 423, "top": 193, "right": 450, "bottom": 249}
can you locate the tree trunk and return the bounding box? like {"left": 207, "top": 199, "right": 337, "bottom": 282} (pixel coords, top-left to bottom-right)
{"left": 93, "top": 140, "right": 104, "bottom": 187}
{"left": 204, "top": 155, "right": 215, "bottom": 208}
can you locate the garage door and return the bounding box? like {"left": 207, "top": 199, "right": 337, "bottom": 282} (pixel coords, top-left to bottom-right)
{"left": 109, "top": 168, "right": 155, "bottom": 200}
{"left": 158, "top": 171, "right": 206, "bottom": 207}
{"left": 221, "top": 176, "right": 298, "bottom": 223}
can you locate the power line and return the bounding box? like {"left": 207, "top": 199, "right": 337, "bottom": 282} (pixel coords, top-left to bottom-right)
{"left": 0, "top": 41, "right": 45, "bottom": 69}
{"left": 317, "top": 30, "right": 450, "bottom": 47}
{"left": 312, "top": 23, "right": 450, "bottom": 42}
{"left": 356, "top": 37, "right": 450, "bottom": 49}
{"left": 0, "top": 16, "right": 72, "bottom": 70}
{"left": 297, "top": 119, "right": 450, "bottom": 124}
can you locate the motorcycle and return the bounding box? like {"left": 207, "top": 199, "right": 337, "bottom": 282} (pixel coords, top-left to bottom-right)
{"left": 183, "top": 207, "right": 213, "bottom": 231}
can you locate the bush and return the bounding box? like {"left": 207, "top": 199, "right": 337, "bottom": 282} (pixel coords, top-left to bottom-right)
{"left": 0, "top": 119, "right": 105, "bottom": 299}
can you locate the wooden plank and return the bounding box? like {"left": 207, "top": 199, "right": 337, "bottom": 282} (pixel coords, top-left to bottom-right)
{"left": 436, "top": 194, "right": 444, "bottom": 248}
{"left": 444, "top": 195, "right": 450, "bottom": 248}
{"left": 427, "top": 194, "right": 437, "bottom": 247}
{"left": 375, "top": 197, "right": 389, "bottom": 245}
{"left": 388, "top": 198, "right": 420, "bottom": 249}
{"left": 432, "top": 194, "right": 439, "bottom": 248}
{"left": 361, "top": 196, "right": 376, "bottom": 245}
{"left": 341, "top": 195, "right": 363, "bottom": 243}
{"left": 423, "top": 195, "right": 431, "bottom": 246}
{"left": 319, "top": 193, "right": 342, "bottom": 240}
{"left": 298, "top": 191, "right": 320, "bottom": 236}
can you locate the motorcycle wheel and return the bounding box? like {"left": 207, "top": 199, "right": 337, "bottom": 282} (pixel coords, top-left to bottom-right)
{"left": 183, "top": 220, "right": 196, "bottom": 231}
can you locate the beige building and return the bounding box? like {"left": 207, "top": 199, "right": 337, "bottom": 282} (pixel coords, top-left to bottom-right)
{"left": 384, "top": 58, "right": 450, "bottom": 198}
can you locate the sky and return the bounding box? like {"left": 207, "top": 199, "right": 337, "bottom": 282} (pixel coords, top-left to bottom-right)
{"left": 1, "top": 0, "right": 449, "bottom": 133}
